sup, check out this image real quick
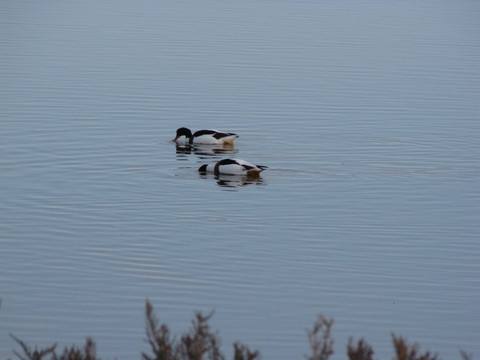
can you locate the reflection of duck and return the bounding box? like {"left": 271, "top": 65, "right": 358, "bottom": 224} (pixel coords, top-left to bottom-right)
{"left": 199, "top": 172, "right": 265, "bottom": 188}
{"left": 198, "top": 158, "right": 268, "bottom": 177}
{"left": 175, "top": 143, "right": 238, "bottom": 156}
{"left": 173, "top": 127, "right": 239, "bottom": 145}
{"left": 215, "top": 174, "right": 265, "bottom": 188}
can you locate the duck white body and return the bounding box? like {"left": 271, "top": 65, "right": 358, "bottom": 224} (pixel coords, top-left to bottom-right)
{"left": 198, "top": 158, "right": 268, "bottom": 177}
{"left": 173, "top": 127, "right": 238, "bottom": 145}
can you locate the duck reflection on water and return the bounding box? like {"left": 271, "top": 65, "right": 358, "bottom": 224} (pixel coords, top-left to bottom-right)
{"left": 175, "top": 143, "right": 238, "bottom": 157}
{"left": 199, "top": 172, "right": 266, "bottom": 188}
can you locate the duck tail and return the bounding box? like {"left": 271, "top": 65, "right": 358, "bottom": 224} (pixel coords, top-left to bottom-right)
{"left": 221, "top": 135, "right": 238, "bottom": 145}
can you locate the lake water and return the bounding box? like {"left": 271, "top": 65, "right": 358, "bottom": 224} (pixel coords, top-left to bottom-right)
{"left": 1, "top": 0, "right": 479, "bottom": 359}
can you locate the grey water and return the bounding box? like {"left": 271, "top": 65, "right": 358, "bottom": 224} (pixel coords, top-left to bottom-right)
{"left": 1, "top": 0, "right": 479, "bottom": 359}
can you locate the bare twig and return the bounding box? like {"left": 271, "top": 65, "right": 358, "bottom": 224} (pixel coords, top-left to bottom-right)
{"left": 306, "top": 315, "right": 334, "bottom": 360}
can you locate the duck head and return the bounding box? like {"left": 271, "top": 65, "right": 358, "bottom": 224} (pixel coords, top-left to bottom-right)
{"left": 173, "top": 127, "right": 193, "bottom": 142}
{"left": 198, "top": 164, "right": 208, "bottom": 173}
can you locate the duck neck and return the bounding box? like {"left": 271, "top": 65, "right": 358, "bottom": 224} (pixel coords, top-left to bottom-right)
{"left": 214, "top": 162, "right": 221, "bottom": 176}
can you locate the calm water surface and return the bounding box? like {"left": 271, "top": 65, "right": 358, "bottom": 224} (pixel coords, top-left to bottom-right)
{"left": 1, "top": 0, "right": 479, "bottom": 359}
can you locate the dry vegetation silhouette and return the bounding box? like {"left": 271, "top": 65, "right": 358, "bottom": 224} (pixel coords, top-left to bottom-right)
{"left": 7, "top": 300, "right": 473, "bottom": 360}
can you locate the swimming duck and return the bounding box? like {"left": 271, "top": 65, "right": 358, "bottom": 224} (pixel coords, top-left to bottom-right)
{"left": 173, "top": 127, "right": 239, "bottom": 145}
{"left": 198, "top": 158, "right": 268, "bottom": 177}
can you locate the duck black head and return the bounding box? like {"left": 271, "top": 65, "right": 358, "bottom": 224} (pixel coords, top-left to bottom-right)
{"left": 173, "top": 127, "right": 193, "bottom": 142}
